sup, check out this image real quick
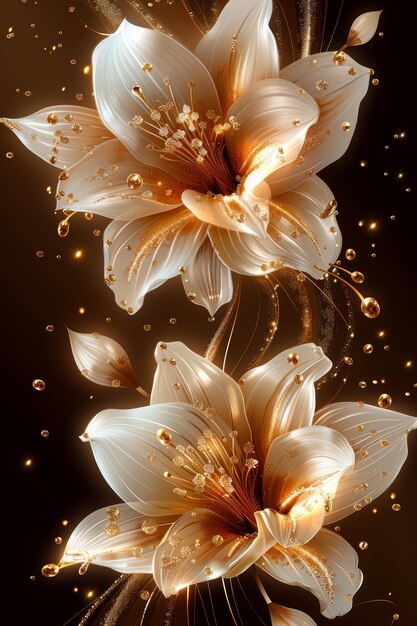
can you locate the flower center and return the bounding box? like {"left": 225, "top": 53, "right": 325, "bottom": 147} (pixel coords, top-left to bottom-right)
{"left": 130, "top": 78, "right": 238, "bottom": 195}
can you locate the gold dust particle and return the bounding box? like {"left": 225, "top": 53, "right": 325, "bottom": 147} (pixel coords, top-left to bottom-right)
{"left": 41, "top": 430, "right": 49, "bottom": 437}
{"left": 160, "top": 343, "right": 167, "bottom": 350}
{"left": 140, "top": 590, "right": 150, "bottom": 600}
{"left": 32, "top": 379, "right": 46, "bottom": 391}
{"left": 354, "top": 503, "right": 362, "bottom": 511}
{"left": 372, "top": 78, "right": 379, "bottom": 85}
{"left": 348, "top": 67, "right": 357, "bottom": 76}
{"left": 356, "top": 424, "right": 364, "bottom": 432}
{"left": 345, "top": 248, "right": 356, "bottom": 260}
{"left": 78, "top": 307, "right": 86, "bottom": 315}
{"left": 392, "top": 615, "right": 399, "bottom": 622}
{"left": 106, "top": 506, "right": 120, "bottom": 520}
{"left": 70, "top": 58, "right": 77, "bottom": 65}
{"left": 378, "top": 394, "right": 392, "bottom": 409}
{"left": 75, "top": 93, "right": 84, "bottom": 101}
{"left": 58, "top": 170, "right": 70, "bottom": 181}
{"left": 381, "top": 439, "right": 391, "bottom": 448}
{"left": 141, "top": 518, "right": 158, "bottom": 535}
{"left": 359, "top": 381, "right": 366, "bottom": 389}
{"left": 142, "top": 63, "right": 153, "bottom": 72}
{"left": 363, "top": 344, "right": 373, "bottom": 354}
{"left": 287, "top": 352, "right": 300, "bottom": 366}
{"left": 30, "top": 576, "right": 35, "bottom": 581}
{"left": 294, "top": 374, "right": 304, "bottom": 384}
{"left": 84, "top": 212, "right": 93, "bottom": 220}
{"left": 36, "top": 250, "right": 44, "bottom": 258}
{"left": 344, "top": 356, "right": 353, "bottom": 365}
{"left": 187, "top": 292, "right": 197, "bottom": 301}
{"left": 127, "top": 173, "right": 143, "bottom": 189}
{"left": 73, "top": 587, "right": 78, "bottom": 593}
{"left": 392, "top": 503, "right": 401, "bottom": 511}
{"left": 93, "top": 229, "right": 100, "bottom": 237}
{"left": 68, "top": 6, "right": 75, "bottom": 12}
{"left": 359, "top": 541, "right": 368, "bottom": 550}
{"left": 156, "top": 428, "right": 172, "bottom": 446}
{"left": 47, "top": 113, "right": 58, "bottom": 125}
{"left": 6, "top": 151, "right": 14, "bottom": 159}
{"left": 111, "top": 379, "right": 121, "bottom": 388}
{"left": 315, "top": 79, "right": 328, "bottom": 91}
{"left": 62, "top": 520, "right": 69, "bottom": 526}
{"left": 169, "top": 318, "right": 177, "bottom": 325}
{"left": 212, "top": 534, "right": 224, "bottom": 546}
{"left": 143, "top": 324, "right": 151, "bottom": 332}
{"left": 178, "top": 266, "right": 185, "bottom": 273}
{"left": 42, "top": 564, "right": 59, "bottom": 578}
{"left": 169, "top": 358, "right": 176, "bottom": 366}
{"left": 352, "top": 271, "right": 364, "bottom": 283}
{"left": 372, "top": 507, "right": 378, "bottom": 514}
{"left": 334, "top": 525, "right": 341, "bottom": 532}
{"left": 389, "top": 492, "right": 397, "bottom": 500}
{"left": 342, "top": 121, "right": 351, "bottom": 132}
{"left": 204, "top": 566, "right": 213, "bottom": 575}
{"left": 25, "top": 91, "right": 32, "bottom": 97}
{"left": 332, "top": 50, "right": 347, "bottom": 65}
{"left": 54, "top": 537, "right": 62, "bottom": 544}
{"left": 361, "top": 297, "right": 380, "bottom": 319}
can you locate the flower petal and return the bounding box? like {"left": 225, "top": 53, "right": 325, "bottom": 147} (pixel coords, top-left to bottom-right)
{"left": 314, "top": 402, "right": 417, "bottom": 523}
{"left": 56, "top": 139, "right": 183, "bottom": 220}
{"left": 59, "top": 503, "right": 176, "bottom": 574}
{"left": 182, "top": 183, "right": 271, "bottom": 237}
{"left": 346, "top": 11, "right": 383, "bottom": 47}
{"left": 225, "top": 78, "right": 319, "bottom": 191}
{"left": 153, "top": 508, "right": 275, "bottom": 596}
{"left": 93, "top": 20, "right": 221, "bottom": 185}
{"left": 103, "top": 209, "right": 207, "bottom": 315}
{"left": 180, "top": 238, "right": 233, "bottom": 316}
{"left": 150, "top": 341, "right": 251, "bottom": 446}
{"left": 82, "top": 402, "right": 250, "bottom": 516}
{"left": 258, "top": 529, "right": 363, "bottom": 618}
{"left": 240, "top": 343, "right": 332, "bottom": 459}
{"left": 1, "top": 106, "right": 112, "bottom": 168}
{"left": 67, "top": 328, "right": 138, "bottom": 389}
{"left": 195, "top": 0, "right": 279, "bottom": 111}
{"left": 262, "top": 425, "right": 354, "bottom": 513}
{"left": 209, "top": 176, "right": 341, "bottom": 278}
{"left": 268, "top": 603, "right": 317, "bottom": 626}
{"left": 256, "top": 506, "right": 325, "bottom": 548}
{"left": 268, "top": 53, "right": 370, "bottom": 194}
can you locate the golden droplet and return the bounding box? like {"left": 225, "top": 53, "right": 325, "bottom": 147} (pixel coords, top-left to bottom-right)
{"left": 54, "top": 537, "right": 62, "bottom": 544}
{"left": 378, "top": 393, "right": 392, "bottom": 408}
{"left": 392, "top": 503, "right": 401, "bottom": 511}
{"left": 111, "top": 379, "right": 121, "bottom": 388}
{"left": 352, "top": 271, "right": 364, "bottom": 283}
{"left": 392, "top": 615, "right": 400, "bottom": 621}
{"left": 141, "top": 518, "right": 158, "bottom": 535}
{"left": 169, "top": 318, "right": 177, "bottom": 324}
{"left": 212, "top": 534, "right": 224, "bottom": 546}
{"left": 287, "top": 352, "right": 300, "bottom": 366}
{"left": 320, "top": 199, "right": 338, "bottom": 218}
{"left": 104, "top": 521, "right": 120, "bottom": 537}
{"left": 32, "top": 379, "right": 46, "bottom": 391}
{"left": 41, "top": 429, "right": 49, "bottom": 437}
{"left": 78, "top": 562, "right": 90, "bottom": 575}
{"left": 42, "top": 563, "right": 59, "bottom": 578}
{"left": 58, "top": 220, "right": 69, "bottom": 237}
{"left": 141, "top": 63, "right": 153, "bottom": 72}
{"left": 363, "top": 344, "right": 373, "bottom": 354}
{"left": 359, "top": 381, "right": 366, "bottom": 389}
{"left": 47, "top": 113, "right": 58, "bottom": 125}
{"left": 358, "top": 541, "right": 368, "bottom": 550}
{"left": 140, "top": 590, "right": 150, "bottom": 600}
{"left": 143, "top": 324, "right": 151, "bottom": 332}
{"left": 294, "top": 374, "right": 304, "bottom": 384}
{"left": 315, "top": 79, "right": 328, "bottom": 91}
{"left": 361, "top": 297, "right": 380, "bottom": 319}
{"left": 333, "top": 50, "right": 347, "bottom": 65}
{"left": 156, "top": 428, "right": 172, "bottom": 446}
{"left": 127, "top": 173, "right": 143, "bottom": 190}
{"left": 344, "top": 356, "right": 353, "bottom": 365}
{"left": 372, "top": 78, "right": 379, "bottom": 85}
{"left": 345, "top": 248, "right": 356, "bottom": 261}
{"left": 342, "top": 121, "right": 351, "bottom": 132}
{"left": 187, "top": 292, "right": 197, "bottom": 301}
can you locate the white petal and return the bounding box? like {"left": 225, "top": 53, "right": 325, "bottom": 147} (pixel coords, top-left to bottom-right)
{"left": 150, "top": 341, "right": 251, "bottom": 446}
{"left": 256, "top": 506, "right": 325, "bottom": 548}
{"left": 180, "top": 238, "right": 233, "bottom": 316}
{"left": 210, "top": 176, "right": 341, "bottom": 279}
{"left": 93, "top": 20, "right": 221, "bottom": 185}
{"left": 346, "top": 11, "right": 383, "bottom": 47}
{"left": 268, "top": 603, "right": 317, "bottom": 626}
{"left": 262, "top": 426, "right": 354, "bottom": 513}
{"left": 240, "top": 343, "right": 332, "bottom": 459}
{"left": 83, "top": 402, "right": 250, "bottom": 516}
{"left": 1, "top": 106, "right": 112, "bottom": 168}
{"left": 153, "top": 508, "right": 275, "bottom": 596}
{"left": 59, "top": 503, "right": 176, "bottom": 574}
{"left": 314, "top": 402, "right": 417, "bottom": 523}
{"left": 103, "top": 210, "right": 207, "bottom": 315}
{"left": 56, "top": 139, "right": 183, "bottom": 220}
{"left": 68, "top": 328, "right": 137, "bottom": 389}
{"left": 182, "top": 183, "right": 271, "bottom": 237}
{"left": 225, "top": 78, "right": 319, "bottom": 191}
{"left": 195, "top": 0, "right": 279, "bottom": 111}
{"left": 269, "top": 53, "right": 369, "bottom": 194}
{"left": 258, "top": 529, "right": 363, "bottom": 618}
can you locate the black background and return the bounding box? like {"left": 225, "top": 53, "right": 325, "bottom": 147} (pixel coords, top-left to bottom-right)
{"left": 1, "top": 1, "right": 416, "bottom": 624}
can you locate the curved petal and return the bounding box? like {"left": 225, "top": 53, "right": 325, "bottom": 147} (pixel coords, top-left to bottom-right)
{"left": 314, "top": 402, "right": 417, "bottom": 523}
{"left": 150, "top": 341, "right": 251, "bottom": 446}
{"left": 82, "top": 402, "right": 254, "bottom": 517}
{"left": 258, "top": 529, "right": 363, "bottom": 618}
{"left": 225, "top": 78, "right": 319, "bottom": 191}
{"left": 93, "top": 20, "right": 221, "bottom": 185}
{"left": 67, "top": 329, "right": 138, "bottom": 389}
{"left": 59, "top": 504, "right": 176, "bottom": 574}
{"left": 195, "top": 0, "right": 279, "bottom": 111}
{"left": 180, "top": 238, "right": 233, "bottom": 316}
{"left": 346, "top": 11, "right": 383, "bottom": 47}
{"left": 262, "top": 426, "right": 354, "bottom": 512}
{"left": 153, "top": 508, "right": 275, "bottom": 596}
{"left": 210, "top": 176, "right": 341, "bottom": 279}
{"left": 240, "top": 343, "right": 332, "bottom": 460}
{"left": 182, "top": 183, "right": 271, "bottom": 236}
{"left": 1, "top": 106, "right": 112, "bottom": 168}
{"left": 268, "top": 53, "right": 370, "bottom": 194}
{"left": 257, "top": 506, "right": 325, "bottom": 548}
{"left": 56, "top": 139, "right": 184, "bottom": 220}
{"left": 268, "top": 604, "right": 317, "bottom": 626}
{"left": 103, "top": 209, "right": 207, "bottom": 315}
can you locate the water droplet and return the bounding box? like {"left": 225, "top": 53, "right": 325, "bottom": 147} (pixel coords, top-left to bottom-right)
{"left": 345, "top": 248, "right": 356, "bottom": 260}
{"left": 143, "top": 324, "right": 151, "bottom": 331}
{"left": 42, "top": 563, "right": 59, "bottom": 577}
{"left": 359, "top": 541, "right": 368, "bottom": 550}
{"left": 287, "top": 352, "right": 300, "bottom": 366}
{"left": 392, "top": 503, "right": 401, "bottom": 511}
{"left": 58, "top": 220, "right": 69, "bottom": 237}
{"left": 363, "top": 344, "right": 373, "bottom": 354}
{"left": 54, "top": 537, "right": 62, "bottom": 544}
{"left": 156, "top": 428, "right": 172, "bottom": 446}
{"left": 361, "top": 297, "right": 380, "bottom": 319}
{"left": 41, "top": 430, "right": 49, "bottom": 437}
{"left": 32, "top": 379, "right": 46, "bottom": 391}
{"left": 378, "top": 394, "right": 392, "bottom": 408}
{"left": 352, "top": 271, "right": 365, "bottom": 283}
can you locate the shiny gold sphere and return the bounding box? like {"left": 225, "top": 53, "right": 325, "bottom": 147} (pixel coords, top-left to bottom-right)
{"left": 352, "top": 271, "right": 365, "bottom": 283}
{"left": 378, "top": 393, "right": 392, "bottom": 408}
{"left": 42, "top": 563, "right": 59, "bottom": 578}
{"left": 361, "top": 297, "right": 380, "bottom": 319}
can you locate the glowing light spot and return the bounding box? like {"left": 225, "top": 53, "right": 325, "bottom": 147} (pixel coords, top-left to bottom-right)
{"left": 74, "top": 249, "right": 83, "bottom": 259}
{"left": 359, "top": 160, "right": 367, "bottom": 167}
{"left": 78, "top": 307, "right": 85, "bottom": 314}
{"left": 83, "top": 65, "right": 91, "bottom": 75}
{"left": 24, "top": 459, "right": 32, "bottom": 467}
{"left": 405, "top": 360, "right": 413, "bottom": 368}
{"left": 86, "top": 591, "right": 94, "bottom": 599}
{"left": 369, "top": 222, "right": 377, "bottom": 230}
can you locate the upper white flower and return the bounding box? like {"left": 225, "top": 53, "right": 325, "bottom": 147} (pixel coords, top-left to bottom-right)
{"left": 2, "top": 1, "right": 380, "bottom": 316}
{"left": 52, "top": 333, "right": 416, "bottom": 625}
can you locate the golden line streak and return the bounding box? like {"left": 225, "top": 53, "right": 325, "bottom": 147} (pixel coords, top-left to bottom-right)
{"left": 205, "top": 275, "right": 241, "bottom": 362}
{"left": 222, "top": 281, "right": 241, "bottom": 372}
{"left": 222, "top": 578, "right": 239, "bottom": 626}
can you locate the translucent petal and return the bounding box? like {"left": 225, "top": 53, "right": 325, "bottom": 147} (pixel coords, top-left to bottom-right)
{"left": 346, "top": 11, "right": 383, "bottom": 47}
{"left": 269, "top": 603, "right": 317, "bottom": 626}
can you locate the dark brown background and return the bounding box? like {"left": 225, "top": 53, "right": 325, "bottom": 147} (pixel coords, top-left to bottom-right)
{"left": 1, "top": 0, "right": 416, "bottom": 624}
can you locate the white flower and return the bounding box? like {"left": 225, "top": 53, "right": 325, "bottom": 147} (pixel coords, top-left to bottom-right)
{"left": 2, "top": 2, "right": 380, "bottom": 316}
{"left": 55, "top": 340, "right": 416, "bottom": 623}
